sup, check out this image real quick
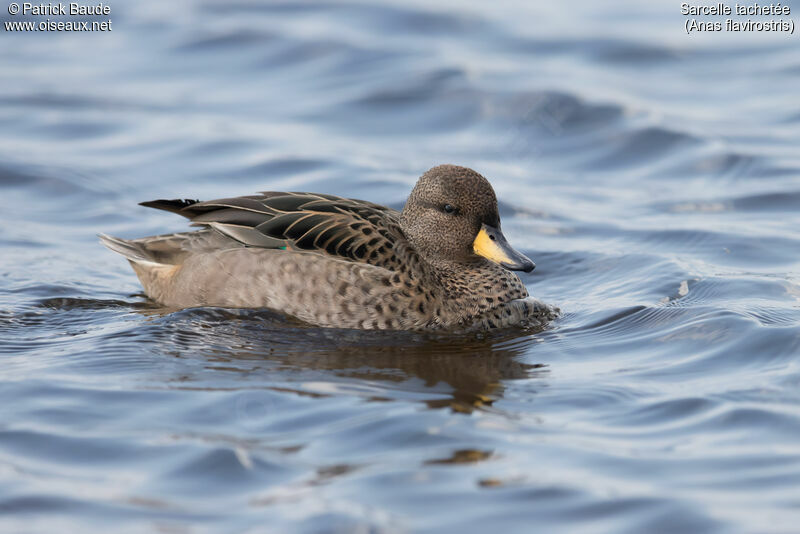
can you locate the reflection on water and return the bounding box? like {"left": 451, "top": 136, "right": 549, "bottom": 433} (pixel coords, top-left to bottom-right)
{"left": 1, "top": 0, "right": 800, "bottom": 532}
{"left": 135, "top": 306, "right": 548, "bottom": 414}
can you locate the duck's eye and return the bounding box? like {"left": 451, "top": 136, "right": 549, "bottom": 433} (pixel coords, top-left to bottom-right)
{"left": 443, "top": 204, "right": 456, "bottom": 214}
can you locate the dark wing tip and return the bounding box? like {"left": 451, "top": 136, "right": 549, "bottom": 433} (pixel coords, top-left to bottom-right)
{"left": 139, "top": 198, "right": 200, "bottom": 215}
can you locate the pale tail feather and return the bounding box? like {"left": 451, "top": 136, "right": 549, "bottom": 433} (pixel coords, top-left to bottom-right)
{"left": 98, "top": 233, "right": 163, "bottom": 266}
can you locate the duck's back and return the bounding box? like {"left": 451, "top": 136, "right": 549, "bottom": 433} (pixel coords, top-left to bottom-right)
{"left": 140, "top": 192, "right": 409, "bottom": 268}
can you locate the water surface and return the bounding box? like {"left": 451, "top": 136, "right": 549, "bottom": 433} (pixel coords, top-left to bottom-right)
{"left": 2, "top": 1, "right": 800, "bottom": 532}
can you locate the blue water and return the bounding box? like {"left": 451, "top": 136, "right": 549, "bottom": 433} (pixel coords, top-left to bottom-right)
{"left": 2, "top": 1, "right": 800, "bottom": 532}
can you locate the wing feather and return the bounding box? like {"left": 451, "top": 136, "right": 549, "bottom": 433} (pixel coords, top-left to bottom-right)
{"left": 140, "top": 191, "right": 406, "bottom": 268}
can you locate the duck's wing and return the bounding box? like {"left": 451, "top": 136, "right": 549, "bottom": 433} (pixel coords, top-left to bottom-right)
{"left": 139, "top": 192, "right": 406, "bottom": 269}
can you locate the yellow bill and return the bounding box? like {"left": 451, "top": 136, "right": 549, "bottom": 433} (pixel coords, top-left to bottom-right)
{"left": 472, "top": 224, "right": 535, "bottom": 272}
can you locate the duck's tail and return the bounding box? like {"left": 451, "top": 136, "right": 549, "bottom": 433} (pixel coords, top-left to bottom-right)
{"left": 99, "top": 233, "right": 182, "bottom": 304}
{"left": 98, "top": 233, "right": 162, "bottom": 266}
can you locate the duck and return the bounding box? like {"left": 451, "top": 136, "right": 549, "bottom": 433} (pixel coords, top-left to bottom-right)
{"left": 100, "top": 164, "right": 557, "bottom": 331}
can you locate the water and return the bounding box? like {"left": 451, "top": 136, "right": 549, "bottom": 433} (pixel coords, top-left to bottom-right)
{"left": 2, "top": 0, "right": 800, "bottom": 532}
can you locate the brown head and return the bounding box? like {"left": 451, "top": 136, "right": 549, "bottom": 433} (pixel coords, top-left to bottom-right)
{"left": 400, "top": 165, "right": 535, "bottom": 272}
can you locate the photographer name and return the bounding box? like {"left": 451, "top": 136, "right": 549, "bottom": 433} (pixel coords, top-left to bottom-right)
{"left": 20, "top": 2, "right": 110, "bottom": 16}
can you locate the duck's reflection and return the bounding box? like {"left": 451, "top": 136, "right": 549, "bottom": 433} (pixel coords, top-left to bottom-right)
{"left": 274, "top": 337, "right": 547, "bottom": 413}
{"left": 138, "top": 306, "right": 550, "bottom": 414}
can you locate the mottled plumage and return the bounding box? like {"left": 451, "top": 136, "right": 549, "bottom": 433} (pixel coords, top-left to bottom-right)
{"left": 100, "top": 165, "right": 557, "bottom": 331}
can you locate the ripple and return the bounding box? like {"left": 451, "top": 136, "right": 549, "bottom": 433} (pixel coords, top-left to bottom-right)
{"left": 174, "top": 29, "right": 278, "bottom": 53}
{"left": 503, "top": 35, "right": 683, "bottom": 65}
{"left": 656, "top": 151, "right": 764, "bottom": 181}
{"left": 586, "top": 127, "right": 697, "bottom": 171}
{"left": 153, "top": 447, "right": 295, "bottom": 497}
{"left": 501, "top": 90, "right": 624, "bottom": 139}
{"left": 732, "top": 190, "right": 800, "bottom": 212}
{"left": 602, "top": 396, "right": 717, "bottom": 428}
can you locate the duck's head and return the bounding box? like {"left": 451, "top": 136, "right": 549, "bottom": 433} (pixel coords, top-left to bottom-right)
{"left": 400, "top": 165, "right": 535, "bottom": 273}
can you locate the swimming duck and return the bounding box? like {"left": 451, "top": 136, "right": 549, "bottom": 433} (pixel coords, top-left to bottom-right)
{"left": 100, "top": 165, "right": 556, "bottom": 331}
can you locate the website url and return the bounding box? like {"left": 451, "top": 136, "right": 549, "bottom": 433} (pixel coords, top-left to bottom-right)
{"left": 4, "top": 19, "right": 112, "bottom": 31}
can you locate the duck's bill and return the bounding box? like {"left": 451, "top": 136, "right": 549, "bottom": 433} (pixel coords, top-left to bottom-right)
{"left": 472, "top": 223, "right": 535, "bottom": 273}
